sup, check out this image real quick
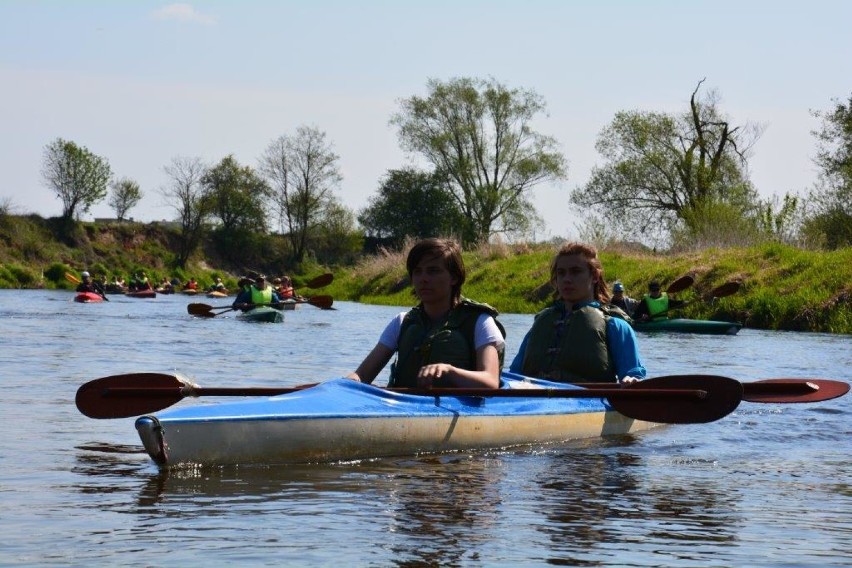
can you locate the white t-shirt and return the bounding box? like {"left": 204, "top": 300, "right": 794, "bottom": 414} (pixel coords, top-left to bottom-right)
{"left": 379, "top": 311, "right": 505, "bottom": 353}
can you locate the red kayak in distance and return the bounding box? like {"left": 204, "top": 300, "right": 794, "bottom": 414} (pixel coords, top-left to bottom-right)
{"left": 74, "top": 292, "right": 104, "bottom": 303}
{"left": 126, "top": 290, "right": 157, "bottom": 299}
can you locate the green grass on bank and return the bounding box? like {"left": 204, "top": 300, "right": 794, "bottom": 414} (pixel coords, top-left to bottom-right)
{"left": 323, "top": 242, "right": 852, "bottom": 335}
{"left": 2, "top": 213, "right": 851, "bottom": 333}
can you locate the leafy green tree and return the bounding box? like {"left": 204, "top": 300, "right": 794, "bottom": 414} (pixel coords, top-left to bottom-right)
{"left": 41, "top": 138, "right": 112, "bottom": 221}
{"left": 202, "top": 156, "right": 269, "bottom": 265}
{"left": 803, "top": 94, "right": 852, "bottom": 249}
{"left": 259, "top": 126, "right": 343, "bottom": 263}
{"left": 358, "top": 168, "right": 466, "bottom": 248}
{"left": 108, "top": 177, "right": 142, "bottom": 221}
{"left": 161, "top": 156, "right": 209, "bottom": 268}
{"left": 391, "top": 77, "right": 566, "bottom": 244}
{"left": 571, "top": 80, "right": 763, "bottom": 245}
{"left": 315, "top": 201, "right": 364, "bottom": 265}
{"left": 202, "top": 155, "right": 269, "bottom": 233}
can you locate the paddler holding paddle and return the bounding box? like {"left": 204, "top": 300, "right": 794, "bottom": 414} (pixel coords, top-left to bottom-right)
{"left": 232, "top": 274, "right": 283, "bottom": 311}
{"left": 633, "top": 280, "right": 687, "bottom": 322}
{"left": 347, "top": 238, "right": 505, "bottom": 389}
{"left": 510, "top": 242, "right": 646, "bottom": 385}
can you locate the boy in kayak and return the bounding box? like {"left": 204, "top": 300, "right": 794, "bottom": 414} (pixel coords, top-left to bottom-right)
{"left": 633, "top": 280, "right": 687, "bottom": 321}
{"left": 609, "top": 281, "right": 639, "bottom": 317}
{"left": 348, "top": 238, "right": 505, "bottom": 389}
{"left": 509, "top": 242, "right": 645, "bottom": 384}
{"left": 75, "top": 271, "right": 99, "bottom": 293}
{"left": 232, "top": 274, "right": 282, "bottom": 311}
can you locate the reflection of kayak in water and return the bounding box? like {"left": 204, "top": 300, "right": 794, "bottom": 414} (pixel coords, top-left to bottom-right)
{"left": 74, "top": 292, "right": 104, "bottom": 303}
{"left": 236, "top": 306, "right": 284, "bottom": 323}
{"left": 631, "top": 318, "right": 742, "bottom": 335}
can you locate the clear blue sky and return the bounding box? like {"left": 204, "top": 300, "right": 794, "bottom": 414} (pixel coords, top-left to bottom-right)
{"left": 2, "top": 1, "right": 850, "bottom": 239}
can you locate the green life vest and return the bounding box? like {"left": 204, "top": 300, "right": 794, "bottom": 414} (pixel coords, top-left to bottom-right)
{"left": 388, "top": 298, "right": 506, "bottom": 388}
{"left": 520, "top": 301, "right": 621, "bottom": 383}
{"left": 643, "top": 293, "right": 670, "bottom": 320}
{"left": 250, "top": 285, "right": 273, "bottom": 305}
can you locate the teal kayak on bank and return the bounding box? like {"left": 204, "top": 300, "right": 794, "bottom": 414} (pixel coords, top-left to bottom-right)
{"left": 632, "top": 318, "right": 742, "bottom": 335}
{"left": 236, "top": 306, "right": 284, "bottom": 323}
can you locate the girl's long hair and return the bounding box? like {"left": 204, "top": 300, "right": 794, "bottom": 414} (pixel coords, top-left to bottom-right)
{"left": 549, "top": 242, "right": 610, "bottom": 303}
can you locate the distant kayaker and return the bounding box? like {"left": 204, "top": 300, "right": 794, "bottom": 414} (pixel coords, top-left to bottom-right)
{"left": 75, "top": 271, "right": 98, "bottom": 293}
{"left": 633, "top": 280, "right": 687, "bottom": 322}
{"left": 276, "top": 275, "right": 297, "bottom": 299}
{"left": 347, "top": 238, "right": 505, "bottom": 389}
{"left": 609, "top": 281, "right": 639, "bottom": 317}
{"left": 232, "top": 274, "right": 282, "bottom": 311}
{"left": 509, "top": 242, "right": 645, "bottom": 384}
{"left": 183, "top": 277, "right": 198, "bottom": 291}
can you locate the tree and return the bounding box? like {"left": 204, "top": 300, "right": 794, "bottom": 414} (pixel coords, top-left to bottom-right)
{"left": 259, "top": 126, "right": 343, "bottom": 263}
{"left": 358, "top": 168, "right": 466, "bottom": 248}
{"left": 161, "top": 156, "right": 208, "bottom": 268}
{"left": 803, "top": 94, "right": 852, "bottom": 249}
{"left": 202, "top": 155, "right": 269, "bottom": 234}
{"left": 391, "top": 77, "right": 566, "bottom": 244}
{"left": 571, "top": 80, "right": 763, "bottom": 245}
{"left": 41, "top": 138, "right": 112, "bottom": 221}
{"left": 108, "top": 177, "right": 142, "bottom": 221}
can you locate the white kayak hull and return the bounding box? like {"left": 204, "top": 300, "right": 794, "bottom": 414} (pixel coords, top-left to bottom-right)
{"left": 136, "top": 375, "right": 659, "bottom": 467}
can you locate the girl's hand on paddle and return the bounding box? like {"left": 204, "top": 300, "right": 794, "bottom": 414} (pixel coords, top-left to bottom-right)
{"left": 621, "top": 376, "right": 641, "bottom": 384}
{"left": 417, "top": 364, "right": 455, "bottom": 388}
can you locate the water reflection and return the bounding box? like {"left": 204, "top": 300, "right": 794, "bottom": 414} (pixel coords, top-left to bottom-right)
{"left": 527, "top": 437, "right": 741, "bottom": 565}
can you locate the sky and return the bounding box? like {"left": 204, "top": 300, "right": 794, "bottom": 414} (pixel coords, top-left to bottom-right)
{"left": 2, "top": 1, "right": 850, "bottom": 241}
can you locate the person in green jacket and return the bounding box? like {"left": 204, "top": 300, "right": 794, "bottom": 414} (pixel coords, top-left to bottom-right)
{"left": 633, "top": 280, "right": 687, "bottom": 321}
{"left": 347, "top": 238, "right": 505, "bottom": 389}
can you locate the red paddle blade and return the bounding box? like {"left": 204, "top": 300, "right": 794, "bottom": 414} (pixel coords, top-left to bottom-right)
{"left": 744, "top": 378, "right": 849, "bottom": 403}
{"left": 307, "top": 295, "right": 334, "bottom": 309}
{"left": 666, "top": 274, "right": 695, "bottom": 294}
{"left": 306, "top": 273, "right": 333, "bottom": 289}
{"left": 608, "top": 375, "right": 743, "bottom": 424}
{"left": 76, "top": 373, "right": 187, "bottom": 419}
{"left": 709, "top": 281, "right": 740, "bottom": 298}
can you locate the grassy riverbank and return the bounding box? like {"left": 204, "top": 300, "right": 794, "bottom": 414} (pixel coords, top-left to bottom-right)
{"left": 323, "top": 242, "right": 852, "bottom": 334}
{"left": 2, "top": 214, "right": 850, "bottom": 333}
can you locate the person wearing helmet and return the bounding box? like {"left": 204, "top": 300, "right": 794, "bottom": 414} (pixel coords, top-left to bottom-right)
{"left": 609, "top": 281, "right": 639, "bottom": 317}
{"left": 76, "top": 271, "right": 98, "bottom": 293}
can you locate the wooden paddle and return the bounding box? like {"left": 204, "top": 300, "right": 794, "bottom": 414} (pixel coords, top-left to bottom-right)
{"left": 652, "top": 280, "right": 740, "bottom": 318}
{"left": 555, "top": 378, "right": 849, "bottom": 404}
{"left": 65, "top": 272, "right": 109, "bottom": 301}
{"left": 304, "top": 272, "right": 333, "bottom": 289}
{"left": 76, "top": 372, "right": 748, "bottom": 424}
{"left": 666, "top": 273, "right": 695, "bottom": 294}
{"left": 188, "top": 295, "right": 334, "bottom": 317}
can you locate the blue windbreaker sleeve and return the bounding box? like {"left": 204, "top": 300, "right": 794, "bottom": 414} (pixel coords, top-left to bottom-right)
{"left": 508, "top": 331, "right": 531, "bottom": 373}
{"left": 606, "top": 317, "right": 647, "bottom": 380}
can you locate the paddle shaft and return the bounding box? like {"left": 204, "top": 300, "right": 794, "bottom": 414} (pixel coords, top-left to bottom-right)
{"left": 100, "top": 385, "right": 709, "bottom": 400}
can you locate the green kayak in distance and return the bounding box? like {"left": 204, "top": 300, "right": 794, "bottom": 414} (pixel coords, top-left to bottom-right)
{"left": 631, "top": 318, "right": 742, "bottom": 335}
{"left": 236, "top": 306, "right": 284, "bottom": 324}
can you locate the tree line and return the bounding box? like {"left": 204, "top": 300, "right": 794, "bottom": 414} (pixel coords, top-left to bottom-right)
{"left": 39, "top": 77, "right": 852, "bottom": 270}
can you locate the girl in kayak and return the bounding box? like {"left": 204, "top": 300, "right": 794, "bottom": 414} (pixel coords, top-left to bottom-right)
{"left": 348, "top": 238, "right": 505, "bottom": 389}
{"left": 510, "top": 242, "right": 645, "bottom": 384}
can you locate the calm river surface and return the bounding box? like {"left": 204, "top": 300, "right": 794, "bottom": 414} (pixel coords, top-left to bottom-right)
{"left": 1, "top": 289, "right": 850, "bottom": 567}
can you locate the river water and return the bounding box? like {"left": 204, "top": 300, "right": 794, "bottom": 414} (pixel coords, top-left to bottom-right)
{"left": 1, "top": 289, "right": 850, "bottom": 567}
